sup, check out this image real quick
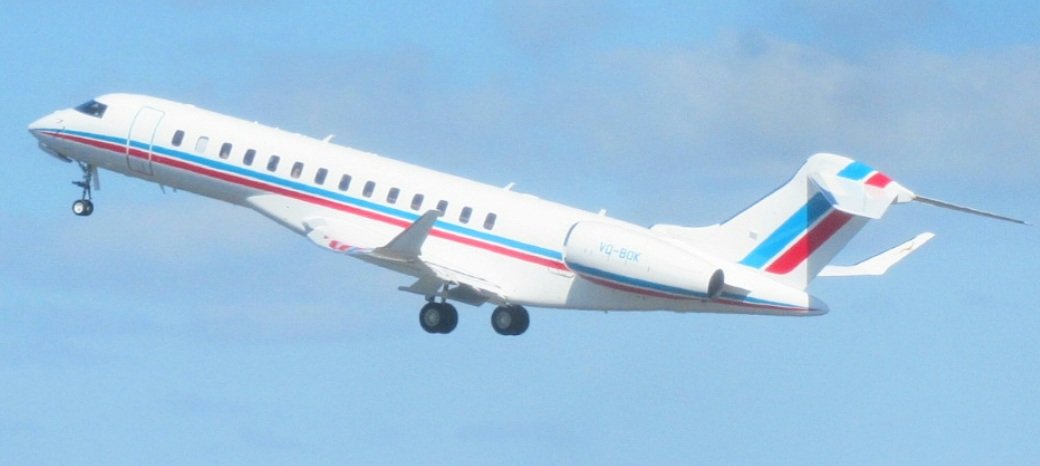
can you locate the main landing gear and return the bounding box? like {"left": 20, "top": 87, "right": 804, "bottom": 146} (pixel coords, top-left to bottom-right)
{"left": 71, "top": 161, "right": 96, "bottom": 217}
{"left": 417, "top": 298, "right": 529, "bottom": 336}
{"left": 491, "top": 305, "right": 529, "bottom": 336}
{"left": 419, "top": 301, "right": 458, "bottom": 334}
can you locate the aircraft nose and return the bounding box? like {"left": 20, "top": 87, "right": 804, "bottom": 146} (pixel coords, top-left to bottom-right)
{"left": 29, "top": 112, "right": 71, "bottom": 161}
{"left": 28, "top": 112, "right": 61, "bottom": 138}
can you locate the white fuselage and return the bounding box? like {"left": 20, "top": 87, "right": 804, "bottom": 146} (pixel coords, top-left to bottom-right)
{"left": 29, "top": 94, "right": 823, "bottom": 316}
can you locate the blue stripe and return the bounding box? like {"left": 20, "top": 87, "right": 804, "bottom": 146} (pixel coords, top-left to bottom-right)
{"left": 739, "top": 193, "right": 831, "bottom": 268}
{"left": 568, "top": 262, "right": 710, "bottom": 299}
{"left": 570, "top": 263, "right": 802, "bottom": 308}
{"left": 61, "top": 129, "right": 563, "bottom": 261}
{"left": 718, "top": 292, "right": 801, "bottom": 309}
{"left": 837, "top": 161, "right": 874, "bottom": 181}
{"left": 66, "top": 128, "right": 125, "bottom": 145}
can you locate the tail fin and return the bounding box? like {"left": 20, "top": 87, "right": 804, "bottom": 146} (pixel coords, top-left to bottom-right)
{"left": 652, "top": 153, "right": 915, "bottom": 290}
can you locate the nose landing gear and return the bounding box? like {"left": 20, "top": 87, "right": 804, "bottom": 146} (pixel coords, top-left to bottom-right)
{"left": 72, "top": 199, "right": 93, "bottom": 216}
{"left": 71, "top": 162, "right": 97, "bottom": 217}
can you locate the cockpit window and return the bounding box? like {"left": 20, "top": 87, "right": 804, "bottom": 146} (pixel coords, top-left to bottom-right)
{"left": 74, "top": 100, "right": 108, "bottom": 118}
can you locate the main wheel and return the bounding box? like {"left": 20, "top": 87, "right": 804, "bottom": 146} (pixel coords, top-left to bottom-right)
{"left": 419, "top": 302, "right": 458, "bottom": 334}
{"left": 491, "top": 305, "right": 529, "bottom": 336}
{"left": 72, "top": 199, "right": 94, "bottom": 216}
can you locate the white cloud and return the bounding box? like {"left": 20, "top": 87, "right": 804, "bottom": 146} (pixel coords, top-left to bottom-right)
{"left": 248, "top": 31, "right": 1039, "bottom": 189}
{"left": 787, "top": 0, "right": 949, "bottom": 53}
{"left": 563, "top": 34, "right": 1040, "bottom": 186}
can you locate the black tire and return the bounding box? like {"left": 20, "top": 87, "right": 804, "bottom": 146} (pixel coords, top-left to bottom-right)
{"left": 511, "top": 306, "right": 529, "bottom": 335}
{"left": 419, "top": 302, "right": 458, "bottom": 334}
{"left": 437, "top": 303, "right": 458, "bottom": 334}
{"left": 491, "top": 305, "right": 529, "bottom": 336}
{"left": 72, "top": 199, "right": 93, "bottom": 216}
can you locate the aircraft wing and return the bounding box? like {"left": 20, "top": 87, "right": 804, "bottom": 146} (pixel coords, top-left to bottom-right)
{"left": 303, "top": 209, "right": 500, "bottom": 306}
{"left": 397, "top": 263, "right": 501, "bottom": 306}
{"left": 819, "top": 232, "right": 935, "bottom": 277}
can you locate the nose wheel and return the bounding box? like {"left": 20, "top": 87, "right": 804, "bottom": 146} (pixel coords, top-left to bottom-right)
{"left": 72, "top": 199, "right": 94, "bottom": 216}
{"left": 71, "top": 162, "right": 97, "bottom": 216}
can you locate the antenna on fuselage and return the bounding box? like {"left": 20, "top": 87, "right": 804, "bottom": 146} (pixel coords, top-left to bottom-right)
{"left": 322, "top": 134, "right": 335, "bottom": 143}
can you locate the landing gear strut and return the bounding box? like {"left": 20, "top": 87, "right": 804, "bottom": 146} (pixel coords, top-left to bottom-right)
{"left": 71, "top": 161, "right": 96, "bottom": 216}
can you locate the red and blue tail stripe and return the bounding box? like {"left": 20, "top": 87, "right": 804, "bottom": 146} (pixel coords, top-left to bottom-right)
{"left": 739, "top": 193, "right": 832, "bottom": 270}
{"left": 739, "top": 160, "right": 889, "bottom": 275}
{"left": 837, "top": 160, "right": 892, "bottom": 188}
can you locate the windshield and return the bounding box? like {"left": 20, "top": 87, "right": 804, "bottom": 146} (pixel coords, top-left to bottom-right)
{"left": 74, "top": 100, "right": 108, "bottom": 118}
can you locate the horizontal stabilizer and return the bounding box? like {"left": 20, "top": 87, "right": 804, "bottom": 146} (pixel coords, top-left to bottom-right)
{"left": 819, "top": 232, "right": 935, "bottom": 277}
{"left": 914, "top": 195, "right": 1030, "bottom": 225}
{"left": 810, "top": 171, "right": 901, "bottom": 219}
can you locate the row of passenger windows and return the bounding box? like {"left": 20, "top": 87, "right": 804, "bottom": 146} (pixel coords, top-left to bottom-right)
{"left": 170, "top": 129, "right": 498, "bottom": 230}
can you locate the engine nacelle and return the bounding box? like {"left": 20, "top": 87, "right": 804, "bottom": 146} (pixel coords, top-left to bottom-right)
{"left": 563, "top": 221, "right": 725, "bottom": 299}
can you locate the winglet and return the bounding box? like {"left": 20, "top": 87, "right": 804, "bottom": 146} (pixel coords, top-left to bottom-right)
{"left": 819, "top": 232, "right": 935, "bottom": 277}
{"left": 370, "top": 210, "right": 441, "bottom": 262}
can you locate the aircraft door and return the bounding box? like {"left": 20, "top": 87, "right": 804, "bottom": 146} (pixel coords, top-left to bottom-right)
{"left": 126, "top": 106, "right": 165, "bottom": 176}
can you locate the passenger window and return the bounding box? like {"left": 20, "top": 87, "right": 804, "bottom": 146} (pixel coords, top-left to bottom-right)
{"left": 435, "top": 200, "right": 448, "bottom": 214}
{"left": 411, "top": 194, "right": 424, "bottom": 211}
{"left": 195, "top": 136, "right": 209, "bottom": 153}
{"left": 315, "top": 168, "right": 328, "bottom": 185}
{"left": 387, "top": 188, "right": 400, "bottom": 204}
{"left": 363, "top": 181, "right": 375, "bottom": 198}
{"left": 267, "top": 155, "right": 280, "bottom": 172}
{"left": 459, "top": 207, "right": 472, "bottom": 224}
{"left": 219, "top": 142, "right": 232, "bottom": 159}
{"left": 172, "top": 130, "right": 185, "bottom": 147}
{"left": 338, "top": 174, "right": 352, "bottom": 191}
{"left": 291, "top": 162, "right": 304, "bottom": 179}
{"left": 483, "top": 213, "right": 497, "bottom": 230}
{"left": 243, "top": 149, "right": 256, "bottom": 166}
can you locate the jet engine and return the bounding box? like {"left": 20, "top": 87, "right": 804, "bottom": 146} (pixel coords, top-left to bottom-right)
{"left": 563, "top": 221, "right": 725, "bottom": 299}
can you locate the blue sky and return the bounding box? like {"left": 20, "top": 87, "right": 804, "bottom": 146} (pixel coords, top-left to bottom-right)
{"left": 2, "top": 1, "right": 1039, "bottom": 464}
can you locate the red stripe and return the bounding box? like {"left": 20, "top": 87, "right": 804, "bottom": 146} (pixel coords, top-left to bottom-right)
{"left": 56, "top": 132, "right": 124, "bottom": 153}
{"left": 428, "top": 229, "right": 565, "bottom": 269}
{"left": 52, "top": 132, "right": 569, "bottom": 270}
{"left": 584, "top": 274, "right": 809, "bottom": 310}
{"left": 714, "top": 297, "right": 809, "bottom": 312}
{"left": 581, "top": 275, "right": 690, "bottom": 300}
{"left": 866, "top": 172, "right": 892, "bottom": 188}
{"left": 765, "top": 210, "right": 852, "bottom": 274}
{"left": 580, "top": 273, "right": 806, "bottom": 310}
